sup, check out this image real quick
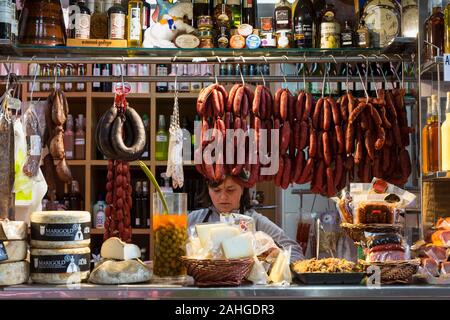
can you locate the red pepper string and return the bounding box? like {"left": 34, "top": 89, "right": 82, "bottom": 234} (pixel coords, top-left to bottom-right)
{"left": 114, "top": 92, "right": 128, "bottom": 114}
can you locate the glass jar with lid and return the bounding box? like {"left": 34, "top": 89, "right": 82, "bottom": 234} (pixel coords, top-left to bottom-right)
{"left": 319, "top": 4, "right": 340, "bottom": 48}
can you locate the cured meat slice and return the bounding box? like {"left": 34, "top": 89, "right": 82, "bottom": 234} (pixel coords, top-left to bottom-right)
{"left": 436, "top": 217, "right": 450, "bottom": 230}
{"left": 431, "top": 230, "right": 450, "bottom": 247}
{"left": 366, "top": 250, "right": 406, "bottom": 262}
{"left": 422, "top": 258, "right": 439, "bottom": 277}
{"left": 441, "top": 262, "right": 450, "bottom": 275}
{"left": 424, "top": 245, "right": 447, "bottom": 262}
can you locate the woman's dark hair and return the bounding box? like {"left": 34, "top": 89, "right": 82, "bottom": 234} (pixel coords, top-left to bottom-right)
{"left": 196, "top": 177, "right": 252, "bottom": 214}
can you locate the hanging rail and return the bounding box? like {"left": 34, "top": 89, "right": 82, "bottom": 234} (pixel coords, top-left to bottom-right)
{"left": 0, "top": 54, "right": 410, "bottom": 65}
{"left": 0, "top": 75, "right": 416, "bottom": 83}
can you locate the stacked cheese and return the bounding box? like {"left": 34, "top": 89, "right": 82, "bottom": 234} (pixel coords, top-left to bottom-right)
{"left": 89, "top": 237, "right": 151, "bottom": 284}
{"left": 0, "top": 220, "right": 29, "bottom": 285}
{"left": 194, "top": 223, "right": 255, "bottom": 259}
{"left": 30, "top": 211, "right": 91, "bottom": 284}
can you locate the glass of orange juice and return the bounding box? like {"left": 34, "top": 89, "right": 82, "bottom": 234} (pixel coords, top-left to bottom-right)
{"left": 152, "top": 192, "right": 187, "bottom": 278}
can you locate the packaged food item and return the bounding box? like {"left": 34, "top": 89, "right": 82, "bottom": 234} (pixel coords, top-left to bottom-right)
{"left": 174, "top": 34, "right": 200, "bottom": 49}
{"left": 260, "top": 17, "right": 273, "bottom": 32}
{"left": 198, "top": 30, "right": 214, "bottom": 48}
{"left": 364, "top": 232, "right": 409, "bottom": 262}
{"left": 268, "top": 246, "right": 291, "bottom": 284}
{"left": 230, "top": 34, "right": 246, "bottom": 49}
{"left": 354, "top": 201, "right": 396, "bottom": 224}
{"left": 197, "top": 16, "right": 213, "bottom": 30}
{"left": 292, "top": 258, "right": 357, "bottom": 273}
{"left": 238, "top": 24, "right": 253, "bottom": 37}
{"left": 261, "top": 32, "right": 277, "bottom": 48}
{"left": 246, "top": 256, "right": 269, "bottom": 285}
{"left": 421, "top": 257, "right": 439, "bottom": 277}
{"left": 246, "top": 34, "right": 261, "bottom": 49}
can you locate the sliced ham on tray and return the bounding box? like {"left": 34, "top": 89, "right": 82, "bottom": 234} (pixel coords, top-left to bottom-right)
{"left": 422, "top": 258, "right": 440, "bottom": 277}
{"left": 436, "top": 217, "right": 450, "bottom": 230}
{"left": 424, "top": 245, "right": 448, "bottom": 262}
{"left": 441, "top": 262, "right": 450, "bottom": 275}
{"left": 431, "top": 230, "right": 450, "bottom": 247}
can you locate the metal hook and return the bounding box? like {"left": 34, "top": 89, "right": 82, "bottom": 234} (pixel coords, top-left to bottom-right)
{"left": 214, "top": 56, "right": 221, "bottom": 84}
{"left": 120, "top": 56, "right": 125, "bottom": 92}
{"left": 303, "top": 53, "right": 307, "bottom": 92}
{"left": 239, "top": 56, "right": 246, "bottom": 86}
{"left": 394, "top": 53, "right": 404, "bottom": 89}
{"left": 381, "top": 53, "right": 401, "bottom": 88}
{"left": 345, "top": 55, "right": 349, "bottom": 93}
{"left": 53, "top": 56, "right": 58, "bottom": 89}
{"left": 260, "top": 56, "right": 267, "bottom": 87}
{"left": 5, "top": 56, "right": 11, "bottom": 92}
{"left": 321, "top": 62, "right": 329, "bottom": 98}
{"left": 357, "top": 54, "right": 369, "bottom": 101}
{"left": 279, "top": 63, "right": 288, "bottom": 89}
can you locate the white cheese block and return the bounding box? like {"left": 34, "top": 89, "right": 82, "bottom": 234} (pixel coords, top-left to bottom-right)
{"left": 209, "top": 226, "right": 240, "bottom": 248}
{"left": 101, "top": 237, "right": 141, "bottom": 261}
{"left": 0, "top": 261, "right": 29, "bottom": 285}
{"left": 89, "top": 259, "right": 151, "bottom": 284}
{"left": 0, "top": 240, "right": 28, "bottom": 263}
{"left": 30, "top": 247, "right": 90, "bottom": 284}
{"left": 195, "top": 223, "right": 227, "bottom": 248}
{"left": 30, "top": 211, "right": 91, "bottom": 249}
{"left": 268, "top": 250, "right": 291, "bottom": 283}
{"left": 0, "top": 220, "right": 27, "bottom": 240}
{"left": 221, "top": 233, "right": 256, "bottom": 259}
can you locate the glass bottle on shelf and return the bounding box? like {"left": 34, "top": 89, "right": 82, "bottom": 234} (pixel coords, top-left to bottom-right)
{"left": 10, "top": 0, "right": 17, "bottom": 42}
{"left": 214, "top": 0, "right": 232, "bottom": 30}
{"left": 423, "top": 95, "right": 440, "bottom": 174}
{"left": 53, "top": 64, "right": 62, "bottom": 90}
{"left": 424, "top": 5, "right": 444, "bottom": 60}
{"left": 319, "top": 4, "right": 340, "bottom": 49}
{"left": 133, "top": 181, "right": 142, "bottom": 228}
{"left": 75, "top": 114, "right": 86, "bottom": 160}
{"left": 340, "top": 20, "right": 355, "bottom": 48}
{"left": 90, "top": 0, "right": 108, "bottom": 39}
{"left": 228, "top": 0, "right": 241, "bottom": 29}
{"left": 101, "top": 64, "right": 112, "bottom": 92}
{"left": 141, "top": 114, "right": 150, "bottom": 159}
{"left": 68, "top": 0, "right": 77, "bottom": 39}
{"left": 242, "top": 0, "right": 256, "bottom": 26}
{"left": 76, "top": 64, "right": 86, "bottom": 91}
{"left": 127, "top": 0, "right": 143, "bottom": 47}
{"left": 92, "top": 63, "right": 101, "bottom": 92}
{"left": 194, "top": 0, "right": 210, "bottom": 28}
{"left": 95, "top": 205, "right": 105, "bottom": 228}
{"left": 356, "top": 20, "right": 370, "bottom": 48}
{"left": 441, "top": 93, "right": 450, "bottom": 171}
{"left": 155, "top": 115, "right": 169, "bottom": 161}
{"left": 108, "top": 0, "right": 126, "bottom": 40}
{"left": 274, "top": 0, "right": 292, "bottom": 32}
{"left": 0, "top": 0, "right": 12, "bottom": 41}
{"left": 69, "top": 180, "right": 83, "bottom": 211}
{"left": 41, "top": 64, "right": 52, "bottom": 92}
{"left": 75, "top": 0, "right": 91, "bottom": 40}
{"left": 292, "top": 0, "right": 314, "bottom": 48}
{"left": 142, "top": 181, "right": 149, "bottom": 228}
{"left": 64, "top": 64, "right": 74, "bottom": 92}
{"left": 142, "top": 0, "right": 151, "bottom": 36}
{"left": 64, "top": 114, "right": 75, "bottom": 160}
{"left": 156, "top": 64, "right": 168, "bottom": 92}
{"left": 445, "top": 0, "right": 450, "bottom": 54}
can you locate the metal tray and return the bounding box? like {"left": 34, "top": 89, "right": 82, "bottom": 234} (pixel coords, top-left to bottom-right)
{"left": 293, "top": 272, "right": 366, "bottom": 285}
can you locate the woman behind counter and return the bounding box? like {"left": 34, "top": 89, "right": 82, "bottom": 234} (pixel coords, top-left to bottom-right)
{"left": 188, "top": 175, "right": 304, "bottom": 263}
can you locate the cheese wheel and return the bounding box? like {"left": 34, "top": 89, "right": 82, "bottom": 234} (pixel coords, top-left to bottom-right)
{"left": 0, "top": 220, "right": 27, "bottom": 240}
{"left": 1, "top": 240, "right": 28, "bottom": 263}
{"left": 0, "top": 261, "right": 29, "bottom": 285}
{"left": 30, "top": 247, "right": 90, "bottom": 284}
{"left": 30, "top": 211, "right": 91, "bottom": 249}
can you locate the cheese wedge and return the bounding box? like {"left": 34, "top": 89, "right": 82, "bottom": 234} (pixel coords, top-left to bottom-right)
{"left": 209, "top": 226, "right": 240, "bottom": 248}
{"left": 1, "top": 240, "right": 28, "bottom": 263}
{"left": 101, "top": 237, "right": 141, "bottom": 261}
{"left": 221, "top": 233, "right": 255, "bottom": 259}
{"left": 0, "top": 220, "right": 27, "bottom": 240}
{"left": 195, "top": 223, "right": 227, "bottom": 247}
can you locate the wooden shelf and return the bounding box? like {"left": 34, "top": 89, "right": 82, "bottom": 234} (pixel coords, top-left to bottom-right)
{"left": 91, "top": 92, "right": 151, "bottom": 99}
{"left": 155, "top": 92, "right": 198, "bottom": 99}
{"left": 67, "top": 160, "right": 88, "bottom": 165}
{"left": 27, "top": 91, "right": 88, "bottom": 98}
{"left": 91, "top": 228, "right": 151, "bottom": 235}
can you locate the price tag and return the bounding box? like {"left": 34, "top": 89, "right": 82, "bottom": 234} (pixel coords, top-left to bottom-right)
{"left": 444, "top": 54, "right": 450, "bottom": 82}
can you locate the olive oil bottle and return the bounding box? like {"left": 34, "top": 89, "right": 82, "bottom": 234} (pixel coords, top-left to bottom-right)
{"left": 127, "top": 0, "right": 143, "bottom": 47}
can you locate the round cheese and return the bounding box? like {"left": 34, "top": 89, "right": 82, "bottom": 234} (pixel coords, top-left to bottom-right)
{"left": 30, "top": 211, "right": 91, "bottom": 249}
{"left": 1, "top": 240, "right": 28, "bottom": 263}
{"left": 0, "top": 261, "right": 29, "bottom": 285}
{"left": 30, "top": 247, "right": 90, "bottom": 284}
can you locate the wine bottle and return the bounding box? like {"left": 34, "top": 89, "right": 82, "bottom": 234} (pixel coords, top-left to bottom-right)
{"left": 292, "top": 0, "right": 314, "bottom": 48}
{"left": 242, "top": 0, "right": 256, "bottom": 26}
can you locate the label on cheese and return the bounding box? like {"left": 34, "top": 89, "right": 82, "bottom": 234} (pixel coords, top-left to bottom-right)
{"left": 31, "top": 222, "right": 91, "bottom": 242}
{"left": 0, "top": 241, "right": 7, "bottom": 262}
{"left": 31, "top": 253, "right": 90, "bottom": 274}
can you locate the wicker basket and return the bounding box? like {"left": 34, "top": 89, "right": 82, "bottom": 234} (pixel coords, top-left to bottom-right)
{"left": 340, "top": 223, "right": 403, "bottom": 244}
{"left": 361, "top": 259, "right": 420, "bottom": 284}
{"left": 181, "top": 257, "right": 254, "bottom": 287}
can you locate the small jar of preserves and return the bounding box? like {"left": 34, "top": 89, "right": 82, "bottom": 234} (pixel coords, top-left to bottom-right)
{"left": 198, "top": 30, "right": 214, "bottom": 48}
{"left": 197, "top": 15, "right": 213, "bottom": 30}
